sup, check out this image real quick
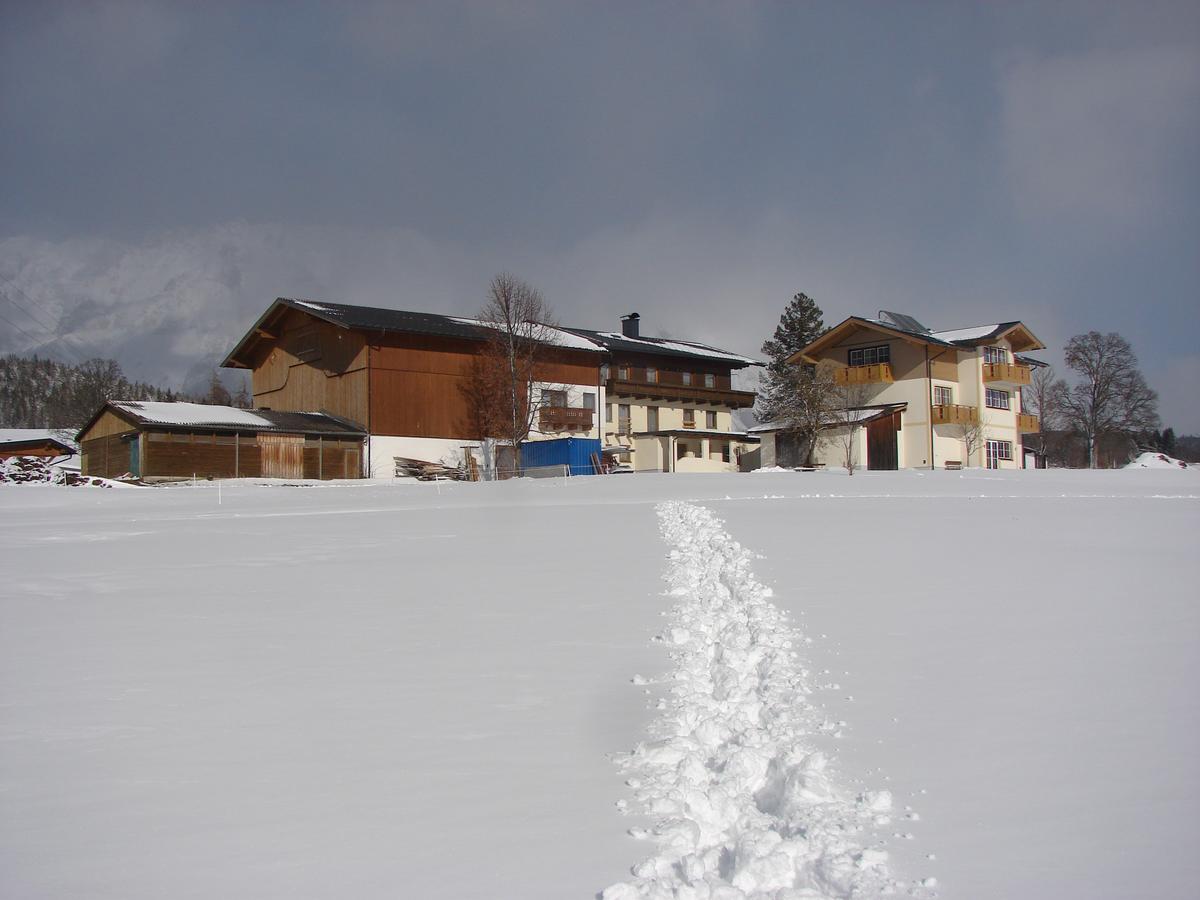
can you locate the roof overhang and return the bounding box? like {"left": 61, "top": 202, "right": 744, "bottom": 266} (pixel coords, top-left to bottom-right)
{"left": 788, "top": 317, "right": 947, "bottom": 365}
{"left": 221, "top": 298, "right": 353, "bottom": 370}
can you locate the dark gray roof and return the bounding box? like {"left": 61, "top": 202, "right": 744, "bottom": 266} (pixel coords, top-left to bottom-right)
{"left": 283, "top": 299, "right": 489, "bottom": 342}
{"left": 558, "top": 327, "right": 758, "bottom": 366}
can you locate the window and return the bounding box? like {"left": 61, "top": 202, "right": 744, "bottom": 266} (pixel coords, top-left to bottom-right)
{"left": 618, "top": 404, "right": 631, "bottom": 433}
{"left": 721, "top": 443, "right": 731, "bottom": 463}
{"left": 646, "top": 367, "right": 658, "bottom": 383}
{"left": 541, "top": 389, "right": 566, "bottom": 407}
{"left": 704, "top": 373, "right": 715, "bottom": 388}
{"left": 984, "top": 346, "right": 1008, "bottom": 365}
{"left": 606, "top": 404, "right": 613, "bottom": 424}
{"left": 848, "top": 344, "right": 891, "bottom": 367}
{"left": 647, "top": 407, "right": 659, "bottom": 431}
{"left": 581, "top": 392, "right": 595, "bottom": 410}
{"left": 618, "top": 365, "right": 629, "bottom": 380}
{"left": 985, "top": 388, "right": 1010, "bottom": 410}
{"left": 682, "top": 372, "right": 692, "bottom": 386}
{"left": 600, "top": 363, "right": 610, "bottom": 381}
{"left": 986, "top": 439, "right": 1013, "bottom": 469}
{"left": 933, "top": 385, "right": 953, "bottom": 406}
{"left": 706, "top": 410, "right": 717, "bottom": 428}
{"left": 683, "top": 409, "right": 695, "bottom": 427}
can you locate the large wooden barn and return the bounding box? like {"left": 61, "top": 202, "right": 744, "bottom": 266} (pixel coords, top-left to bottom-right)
{"left": 76, "top": 401, "right": 365, "bottom": 481}
{"left": 221, "top": 297, "right": 760, "bottom": 475}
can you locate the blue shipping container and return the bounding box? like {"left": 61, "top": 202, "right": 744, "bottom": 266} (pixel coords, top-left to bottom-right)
{"left": 518, "top": 437, "right": 602, "bottom": 476}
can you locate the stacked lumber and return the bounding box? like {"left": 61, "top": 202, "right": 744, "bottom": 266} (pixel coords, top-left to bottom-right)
{"left": 393, "top": 456, "right": 466, "bottom": 481}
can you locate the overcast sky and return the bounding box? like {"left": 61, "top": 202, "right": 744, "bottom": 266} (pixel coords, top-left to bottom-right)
{"left": 2, "top": 1, "right": 1198, "bottom": 430}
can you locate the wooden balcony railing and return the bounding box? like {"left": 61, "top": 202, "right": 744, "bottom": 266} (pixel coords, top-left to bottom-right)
{"left": 835, "top": 363, "right": 893, "bottom": 386}
{"left": 1016, "top": 412, "right": 1040, "bottom": 433}
{"left": 931, "top": 404, "right": 979, "bottom": 426}
{"left": 539, "top": 406, "right": 593, "bottom": 429}
{"left": 982, "top": 362, "right": 1031, "bottom": 386}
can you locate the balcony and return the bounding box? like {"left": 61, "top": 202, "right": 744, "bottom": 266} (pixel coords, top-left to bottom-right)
{"left": 1017, "top": 412, "right": 1040, "bottom": 433}
{"left": 605, "top": 378, "right": 758, "bottom": 409}
{"left": 835, "top": 363, "right": 893, "bottom": 386}
{"left": 539, "top": 406, "right": 593, "bottom": 430}
{"left": 982, "top": 362, "right": 1031, "bottom": 386}
{"left": 931, "top": 404, "right": 979, "bottom": 426}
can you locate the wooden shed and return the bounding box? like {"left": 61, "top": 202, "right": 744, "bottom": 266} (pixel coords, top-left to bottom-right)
{"left": 0, "top": 429, "right": 77, "bottom": 461}
{"left": 76, "top": 401, "right": 365, "bottom": 481}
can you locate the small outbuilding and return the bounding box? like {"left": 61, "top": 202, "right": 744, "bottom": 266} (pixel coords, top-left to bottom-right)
{"left": 0, "top": 429, "right": 77, "bottom": 461}
{"left": 76, "top": 401, "right": 365, "bottom": 481}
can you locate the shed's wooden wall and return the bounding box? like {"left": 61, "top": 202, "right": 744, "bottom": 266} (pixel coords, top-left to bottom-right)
{"left": 251, "top": 309, "right": 369, "bottom": 426}
{"left": 80, "top": 432, "right": 135, "bottom": 479}
{"left": 142, "top": 432, "right": 361, "bottom": 480}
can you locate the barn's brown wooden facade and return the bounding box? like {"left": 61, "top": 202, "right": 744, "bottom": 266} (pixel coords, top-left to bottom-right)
{"left": 76, "top": 402, "right": 364, "bottom": 481}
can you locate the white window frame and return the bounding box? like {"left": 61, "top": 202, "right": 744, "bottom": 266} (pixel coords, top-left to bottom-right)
{"left": 985, "top": 388, "right": 1010, "bottom": 410}
{"left": 933, "top": 385, "right": 953, "bottom": 406}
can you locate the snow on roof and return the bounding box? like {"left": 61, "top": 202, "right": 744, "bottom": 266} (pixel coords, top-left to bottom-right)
{"left": 113, "top": 401, "right": 274, "bottom": 428}
{"left": 590, "top": 331, "right": 759, "bottom": 364}
{"left": 749, "top": 404, "right": 906, "bottom": 432}
{"left": 0, "top": 428, "right": 78, "bottom": 448}
{"left": 928, "top": 324, "right": 1012, "bottom": 343}
{"left": 446, "top": 317, "right": 606, "bottom": 352}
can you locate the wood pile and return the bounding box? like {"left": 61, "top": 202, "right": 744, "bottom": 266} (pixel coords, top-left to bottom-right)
{"left": 393, "top": 456, "right": 467, "bottom": 481}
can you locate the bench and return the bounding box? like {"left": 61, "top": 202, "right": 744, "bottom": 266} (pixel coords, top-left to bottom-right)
{"left": 944, "top": 460, "right": 962, "bottom": 470}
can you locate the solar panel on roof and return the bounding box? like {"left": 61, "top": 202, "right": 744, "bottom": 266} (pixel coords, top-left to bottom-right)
{"left": 878, "top": 310, "right": 930, "bottom": 333}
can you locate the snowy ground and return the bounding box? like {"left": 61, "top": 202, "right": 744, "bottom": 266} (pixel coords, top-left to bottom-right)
{"left": 1, "top": 468, "right": 1197, "bottom": 899}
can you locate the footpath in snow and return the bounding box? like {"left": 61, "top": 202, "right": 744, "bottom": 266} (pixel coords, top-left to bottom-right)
{"left": 603, "top": 502, "right": 929, "bottom": 900}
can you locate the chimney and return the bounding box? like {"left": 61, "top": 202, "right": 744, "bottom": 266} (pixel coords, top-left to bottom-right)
{"left": 620, "top": 312, "right": 640, "bottom": 338}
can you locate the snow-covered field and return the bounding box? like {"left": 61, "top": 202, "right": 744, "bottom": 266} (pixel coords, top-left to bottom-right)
{"left": 1, "top": 468, "right": 1197, "bottom": 899}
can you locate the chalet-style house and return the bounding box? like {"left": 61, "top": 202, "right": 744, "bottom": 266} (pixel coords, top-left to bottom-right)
{"left": 756, "top": 311, "right": 1045, "bottom": 470}
{"left": 221, "top": 299, "right": 760, "bottom": 477}
{"left": 76, "top": 401, "right": 364, "bottom": 481}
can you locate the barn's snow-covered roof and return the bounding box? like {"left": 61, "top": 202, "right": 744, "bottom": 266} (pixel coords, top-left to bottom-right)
{"left": 224, "top": 297, "right": 757, "bottom": 369}
{"left": 78, "top": 402, "right": 365, "bottom": 440}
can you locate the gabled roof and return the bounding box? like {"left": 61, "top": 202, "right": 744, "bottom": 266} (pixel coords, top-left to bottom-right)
{"left": 791, "top": 315, "right": 1045, "bottom": 363}
{"left": 77, "top": 401, "right": 365, "bottom": 441}
{"left": 223, "top": 297, "right": 757, "bottom": 369}
{"left": 0, "top": 429, "right": 77, "bottom": 454}
{"left": 749, "top": 402, "right": 907, "bottom": 433}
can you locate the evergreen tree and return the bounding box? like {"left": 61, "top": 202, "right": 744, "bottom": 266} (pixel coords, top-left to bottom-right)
{"left": 757, "top": 293, "right": 826, "bottom": 421}
{"left": 233, "top": 382, "right": 252, "bottom": 409}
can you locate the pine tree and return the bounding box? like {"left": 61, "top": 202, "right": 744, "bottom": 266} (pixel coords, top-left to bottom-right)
{"left": 758, "top": 293, "right": 826, "bottom": 422}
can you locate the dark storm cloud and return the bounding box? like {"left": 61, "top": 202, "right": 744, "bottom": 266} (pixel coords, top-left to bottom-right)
{"left": 1, "top": 1, "right": 1197, "bottom": 428}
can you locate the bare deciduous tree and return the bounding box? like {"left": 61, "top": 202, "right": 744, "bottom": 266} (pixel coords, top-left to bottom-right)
{"left": 954, "top": 415, "right": 987, "bottom": 467}
{"left": 1061, "top": 331, "right": 1159, "bottom": 468}
{"left": 1021, "top": 364, "right": 1067, "bottom": 460}
{"left": 474, "top": 273, "right": 562, "bottom": 470}
{"left": 828, "top": 377, "right": 872, "bottom": 475}
{"left": 771, "top": 359, "right": 838, "bottom": 466}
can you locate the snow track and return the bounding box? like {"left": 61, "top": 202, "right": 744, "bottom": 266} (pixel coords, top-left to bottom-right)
{"left": 603, "top": 502, "right": 911, "bottom": 900}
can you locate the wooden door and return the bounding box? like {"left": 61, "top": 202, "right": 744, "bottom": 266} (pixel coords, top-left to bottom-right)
{"left": 258, "top": 433, "right": 304, "bottom": 478}
{"left": 866, "top": 413, "right": 899, "bottom": 471}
